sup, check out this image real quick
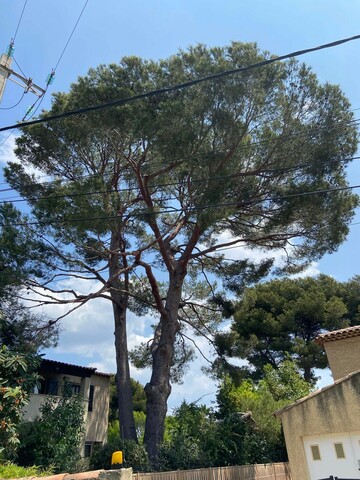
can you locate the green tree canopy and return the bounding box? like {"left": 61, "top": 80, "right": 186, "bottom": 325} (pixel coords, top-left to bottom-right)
{"left": 0, "top": 347, "right": 41, "bottom": 459}
{"left": 215, "top": 274, "right": 357, "bottom": 382}
{"left": 109, "top": 376, "right": 147, "bottom": 422}
{"left": 216, "top": 360, "right": 312, "bottom": 462}
{"left": 159, "top": 359, "right": 310, "bottom": 470}
{"left": 0, "top": 203, "right": 59, "bottom": 354}
{"left": 4, "top": 42, "right": 358, "bottom": 462}
{"left": 0, "top": 298, "right": 58, "bottom": 354}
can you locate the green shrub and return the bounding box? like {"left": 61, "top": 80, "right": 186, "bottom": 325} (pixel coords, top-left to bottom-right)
{"left": 0, "top": 347, "right": 40, "bottom": 459}
{"left": 90, "top": 439, "right": 149, "bottom": 472}
{"left": 17, "top": 387, "right": 85, "bottom": 474}
{"left": 0, "top": 461, "right": 53, "bottom": 479}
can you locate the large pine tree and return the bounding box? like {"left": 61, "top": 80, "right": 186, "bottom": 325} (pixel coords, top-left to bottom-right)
{"left": 4, "top": 43, "right": 358, "bottom": 462}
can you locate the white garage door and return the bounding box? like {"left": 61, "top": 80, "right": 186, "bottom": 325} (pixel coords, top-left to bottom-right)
{"left": 303, "top": 432, "right": 360, "bottom": 479}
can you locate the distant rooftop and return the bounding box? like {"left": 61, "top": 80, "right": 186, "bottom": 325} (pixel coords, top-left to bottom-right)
{"left": 315, "top": 325, "right": 360, "bottom": 345}
{"left": 40, "top": 358, "right": 112, "bottom": 378}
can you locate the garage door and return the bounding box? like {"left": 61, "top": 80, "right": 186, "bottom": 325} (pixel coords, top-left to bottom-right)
{"left": 303, "top": 432, "right": 360, "bottom": 480}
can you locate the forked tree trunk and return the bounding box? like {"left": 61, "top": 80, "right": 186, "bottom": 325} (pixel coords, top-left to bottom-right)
{"left": 144, "top": 274, "right": 183, "bottom": 464}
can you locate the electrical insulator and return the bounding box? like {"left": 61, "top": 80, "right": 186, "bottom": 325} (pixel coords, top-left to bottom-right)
{"left": 24, "top": 104, "right": 35, "bottom": 117}
{"left": 46, "top": 70, "right": 55, "bottom": 86}
{"left": 6, "top": 43, "right": 14, "bottom": 58}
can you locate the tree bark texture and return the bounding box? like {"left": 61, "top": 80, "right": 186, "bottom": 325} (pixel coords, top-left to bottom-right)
{"left": 112, "top": 296, "right": 138, "bottom": 442}
{"left": 144, "top": 270, "right": 184, "bottom": 464}
{"left": 110, "top": 231, "right": 137, "bottom": 442}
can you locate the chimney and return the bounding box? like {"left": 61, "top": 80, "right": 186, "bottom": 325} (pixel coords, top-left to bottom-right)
{"left": 316, "top": 325, "right": 360, "bottom": 381}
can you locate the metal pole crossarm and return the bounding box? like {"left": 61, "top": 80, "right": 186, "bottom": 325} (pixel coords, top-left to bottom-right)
{"left": 0, "top": 53, "right": 45, "bottom": 103}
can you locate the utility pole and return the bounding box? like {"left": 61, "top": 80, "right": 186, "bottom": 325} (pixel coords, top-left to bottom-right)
{"left": 0, "top": 42, "right": 45, "bottom": 104}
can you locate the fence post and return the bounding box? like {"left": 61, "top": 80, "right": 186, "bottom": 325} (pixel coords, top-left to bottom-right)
{"left": 273, "top": 463, "right": 277, "bottom": 480}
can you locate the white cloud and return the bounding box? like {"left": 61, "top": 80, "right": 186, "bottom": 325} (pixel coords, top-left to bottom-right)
{"left": 0, "top": 133, "right": 17, "bottom": 165}
{"left": 211, "top": 230, "right": 321, "bottom": 278}
{"left": 291, "top": 261, "right": 321, "bottom": 278}
{"left": 0, "top": 132, "right": 48, "bottom": 179}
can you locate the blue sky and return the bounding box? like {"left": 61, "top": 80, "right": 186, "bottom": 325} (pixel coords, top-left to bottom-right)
{"left": 1, "top": 0, "right": 360, "bottom": 408}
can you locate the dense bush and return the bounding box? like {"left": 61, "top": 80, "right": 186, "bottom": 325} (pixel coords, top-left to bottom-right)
{"left": 0, "top": 347, "right": 40, "bottom": 459}
{"left": 17, "top": 386, "right": 85, "bottom": 473}
{"left": 90, "top": 439, "right": 149, "bottom": 472}
{"left": 0, "top": 462, "right": 53, "bottom": 479}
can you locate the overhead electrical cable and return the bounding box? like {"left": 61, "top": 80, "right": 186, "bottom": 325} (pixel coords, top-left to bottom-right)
{"left": 0, "top": 0, "right": 28, "bottom": 120}
{"left": 1, "top": 153, "right": 360, "bottom": 205}
{"left": 1, "top": 183, "right": 360, "bottom": 228}
{"left": 24, "top": 0, "right": 89, "bottom": 123}
{"left": 0, "top": 130, "right": 16, "bottom": 150}
{"left": 1, "top": 33, "right": 360, "bottom": 133}
{"left": 13, "top": 56, "right": 28, "bottom": 78}
{"left": 53, "top": 0, "right": 89, "bottom": 72}
{"left": 0, "top": 0, "right": 88, "bottom": 141}
{"left": 0, "top": 91, "right": 25, "bottom": 110}
{"left": 12, "top": 0, "right": 28, "bottom": 42}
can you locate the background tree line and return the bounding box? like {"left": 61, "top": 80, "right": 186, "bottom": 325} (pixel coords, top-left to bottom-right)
{"left": 214, "top": 274, "right": 360, "bottom": 383}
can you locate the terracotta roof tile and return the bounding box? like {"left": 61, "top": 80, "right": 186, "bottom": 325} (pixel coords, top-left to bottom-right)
{"left": 40, "top": 359, "right": 111, "bottom": 377}
{"left": 315, "top": 325, "right": 360, "bottom": 345}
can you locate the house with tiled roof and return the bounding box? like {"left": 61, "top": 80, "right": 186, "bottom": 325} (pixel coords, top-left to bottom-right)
{"left": 22, "top": 359, "right": 111, "bottom": 458}
{"left": 275, "top": 325, "right": 360, "bottom": 480}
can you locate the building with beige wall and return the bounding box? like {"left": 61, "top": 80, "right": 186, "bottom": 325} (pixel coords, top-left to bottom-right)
{"left": 23, "top": 359, "right": 111, "bottom": 458}
{"left": 275, "top": 325, "right": 360, "bottom": 480}
{"left": 316, "top": 325, "right": 360, "bottom": 381}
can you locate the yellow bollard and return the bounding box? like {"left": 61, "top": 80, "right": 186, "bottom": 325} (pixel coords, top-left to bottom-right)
{"left": 111, "top": 450, "right": 123, "bottom": 468}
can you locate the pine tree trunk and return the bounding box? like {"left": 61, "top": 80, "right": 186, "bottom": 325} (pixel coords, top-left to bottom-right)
{"left": 144, "top": 274, "right": 182, "bottom": 465}
{"left": 109, "top": 230, "right": 137, "bottom": 442}
{"left": 113, "top": 298, "right": 138, "bottom": 442}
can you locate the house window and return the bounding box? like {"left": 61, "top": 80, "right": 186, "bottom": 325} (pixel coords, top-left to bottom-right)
{"left": 88, "top": 385, "right": 94, "bottom": 412}
{"left": 84, "top": 442, "right": 92, "bottom": 458}
{"left": 39, "top": 378, "right": 59, "bottom": 395}
{"left": 71, "top": 383, "right": 80, "bottom": 395}
{"left": 311, "top": 445, "right": 321, "bottom": 461}
{"left": 334, "top": 442, "right": 345, "bottom": 459}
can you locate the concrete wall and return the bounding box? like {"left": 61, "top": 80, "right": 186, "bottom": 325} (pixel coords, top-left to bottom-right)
{"left": 23, "top": 393, "right": 62, "bottom": 421}
{"left": 86, "top": 374, "right": 110, "bottom": 445}
{"left": 278, "top": 373, "right": 360, "bottom": 480}
{"left": 324, "top": 336, "right": 360, "bottom": 381}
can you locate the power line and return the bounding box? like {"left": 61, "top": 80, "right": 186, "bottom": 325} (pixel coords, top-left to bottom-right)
{"left": 13, "top": 56, "right": 27, "bottom": 78}
{"left": 208, "top": 219, "right": 360, "bottom": 257}
{"left": 53, "top": 0, "right": 89, "bottom": 72}
{"left": 25, "top": 0, "right": 89, "bottom": 123}
{"left": 23, "top": 0, "right": 88, "bottom": 123}
{"left": 0, "top": 130, "right": 16, "bottom": 150}
{"left": 0, "top": 91, "right": 25, "bottom": 110}
{"left": 1, "top": 33, "right": 360, "bottom": 133}
{"left": 13, "top": 0, "right": 28, "bottom": 42}
{"left": 0, "top": 0, "right": 88, "bottom": 144}
{"left": 1, "top": 182, "right": 359, "bottom": 228}
{"left": 2, "top": 153, "right": 360, "bottom": 205}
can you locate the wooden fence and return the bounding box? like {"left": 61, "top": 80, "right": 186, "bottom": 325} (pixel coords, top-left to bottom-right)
{"left": 132, "top": 463, "right": 292, "bottom": 480}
